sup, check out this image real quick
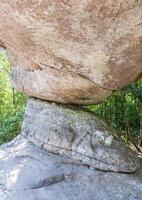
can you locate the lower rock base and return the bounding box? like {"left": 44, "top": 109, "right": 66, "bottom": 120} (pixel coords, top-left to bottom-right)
{"left": 21, "top": 98, "right": 140, "bottom": 173}
{"left": 0, "top": 136, "right": 142, "bottom": 200}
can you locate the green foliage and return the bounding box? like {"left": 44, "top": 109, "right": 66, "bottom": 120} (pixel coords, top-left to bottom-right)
{"left": 88, "top": 80, "right": 142, "bottom": 145}
{"left": 0, "top": 49, "right": 26, "bottom": 145}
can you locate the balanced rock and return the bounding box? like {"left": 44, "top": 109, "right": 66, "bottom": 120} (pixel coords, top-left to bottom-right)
{"left": 0, "top": 0, "right": 142, "bottom": 104}
{"left": 0, "top": 1, "right": 142, "bottom": 199}
{"left": 21, "top": 98, "right": 140, "bottom": 173}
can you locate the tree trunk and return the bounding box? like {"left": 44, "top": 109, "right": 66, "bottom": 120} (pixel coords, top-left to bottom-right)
{"left": 139, "top": 103, "right": 142, "bottom": 146}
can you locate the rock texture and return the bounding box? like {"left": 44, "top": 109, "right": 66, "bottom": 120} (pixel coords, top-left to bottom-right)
{"left": 0, "top": 136, "right": 142, "bottom": 200}
{"left": 0, "top": 98, "right": 142, "bottom": 200}
{"left": 0, "top": 1, "right": 142, "bottom": 199}
{"left": 21, "top": 98, "right": 140, "bottom": 173}
{"left": 0, "top": 0, "right": 142, "bottom": 104}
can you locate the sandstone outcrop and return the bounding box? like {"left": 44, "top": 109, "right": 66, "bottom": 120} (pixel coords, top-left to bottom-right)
{"left": 22, "top": 98, "right": 140, "bottom": 173}
{"left": 0, "top": 137, "right": 142, "bottom": 200}
{"left": 0, "top": 0, "right": 142, "bottom": 104}
{"left": 0, "top": 98, "right": 142, "bottom": 200}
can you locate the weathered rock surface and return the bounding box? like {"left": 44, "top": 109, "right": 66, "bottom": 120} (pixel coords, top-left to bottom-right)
{"left": 0, "top": 98, "right": 142, "bottom": 200}
{"left": 0, "top": 2, "right": 142, "bottom": 198}
{"left": 0, "top": 136, "right": 142, "bottom": 200}
{"left": 0, "top": 0, "right": 142, "bottom": 104}
{"left": 21, "top": 98, "right": 140, "bottom": 173}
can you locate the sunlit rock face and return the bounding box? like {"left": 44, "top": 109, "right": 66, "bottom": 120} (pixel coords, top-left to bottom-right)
{"left": 0, "top": 0, "right": 142, "bottom": 104}
{"left": 0, "top": 137, "right": 142, "bottom": 200}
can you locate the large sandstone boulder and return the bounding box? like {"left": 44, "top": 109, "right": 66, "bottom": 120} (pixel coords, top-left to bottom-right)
{"left": 0, "top": 0, "right": 142, "bottom": 104}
